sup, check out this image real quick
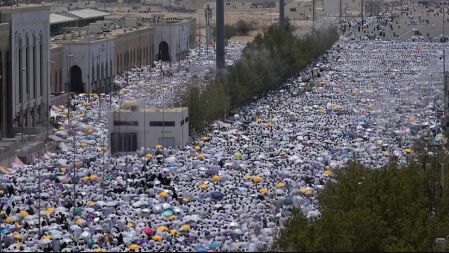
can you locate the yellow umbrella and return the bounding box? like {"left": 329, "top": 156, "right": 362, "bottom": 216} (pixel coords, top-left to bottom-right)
{"left": 159, "top": 191, "right": 169, "bottom": 198}
{"left": 157, "top": 226, "right": 169, "bottom": 232}
{"left": 266, "top": 122, "right": 273, "bottom": 128}
{"left": 81, "top": 176, "right": 90, "bottom": 182}
{"left": 323, "top": 170, "right": 333, "bottom": 176}
{"left": 212, "top": 175, "right": 221, "bottom": 183}
{"left": 42, "top": 235, "right": 52, "bottom": 241}
{"left": 299, "top": 187, "right": 313, "bottom": 196}
{"left": 169, "top": 229, "right": 180, "bottom": 236}
{"left": 75, "top": 161, "right": 83, "bottom": 168}
{"left": 199, "top": 183, "right": 208, "bottom": 190}
{"left": 255, "top": 118, "right": 262, "bottom": 123}
{"left": 180, "top": 224, "right": 191, "bottom": 231}
{"left": 101, "top": 146, "right": 108, "bottom": 152}
{"left": 197, "top": 154, "right": 205, "bottom": 160}
{"left": 200, "top": 136, "right": 210, "bottom": 142}
{"left": 47, "top": 207, "right": 56, "bottom": 213}
{"left": 252, "top": 175, "right": 263, "bottom": 184}
{"left": 383, "top": 151, "right": 390, "bottom": 157}
{"left": 259, "top": 187, "right": 269, "bottom": 194}
{"left": 168, "top": 215, "right": 177, "bottom": 221}
{"left": 87, "top": 201, "right": 96, "bottom": 207}
{"left": 152, "top": 234, "right": 164, "bottom": 241}
{"left": 86, "top": 128, "right": 95, "bottom": 134}
{"left": 75, "top": 219, "right": 85, "bottom": 226}
{"left": 60, "top": 167, "right": 67, "bottom": 173}
{"left": 82, "top": 102, "right": 91, "bottom": 107}
{"left": 319, "top": 79, "right": 325, "bottom": 85}
{"left": 145, "top": 153, "right": 153, "bottom": 159}
{"left": 15, "top": 223, "right": 22, "bottom": 229}
{"left": 276, "top": 182, "right": 286, "bottom": 188}
{"left": 93, "top": 248, "right": 106, "bottom": 252}
{"left": 243, "top": 174, "right": 252, "bottom": 180}
{"left": 5, "top": 216, "right": 15, "bottom": 223}
{"left": 19, "top": 210, "right": 29, "bottom": 218}
{"left": 194, "top": 145, "right": 202, "bottom": 151}
{"left": 319, "top": 108, "right": 326, "bottom": 114}
{"left": 127, "top": 222, "right": 135, "bottom": 228}
{"left": 58, "top": 127, "right": 65, "bottom": 131}
{"left": 90, "top": 175, "right": 98, "bottom": 181}
{"left": 367, "top": 103, "right": 374, "bottom": 110}
{"left": 43, "top": 210, "right": 53, "bottom": 216}
{"left": 80, "top": 142, "right": 88, "bottom": 148}
{"left": 404, "top": 148, "right": 413, "bottom": 154}
{"left": 155, "top": 144, "right": 163, "bottom": 149}
{"left": 128, "top": 244, "right": 141, "bottom": 251}
{"left": 118, "top": 91, "right": 124, "bottom": 96}
{"left": 182, "top": 197, "right": 189, "bottom": 204}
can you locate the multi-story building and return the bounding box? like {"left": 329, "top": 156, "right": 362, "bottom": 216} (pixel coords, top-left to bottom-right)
{"left": 114, "top": 23, "right": 154, "bottom": 75}
{"left": 0, "top": 5, "right": 50, "bottom": 138}
{"left": 50, "top": 18, "right": 155, "bottom": 93}
{"left": 109, "top": 101, "right": 189, "bottom": 152}
{"left": 0, "top": 23, "right": 10, "bottom": 140}
{"left": 277, "top": 0, "right": 313, "bottom": 20}
{"left": 151, "top": 17, "right": 196, "bottom": 62}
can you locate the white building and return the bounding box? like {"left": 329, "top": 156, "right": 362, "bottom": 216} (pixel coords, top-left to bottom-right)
{"left": 0, "top": 5, "right": 50, "bottom": 134}
{"left": 109, "top": 101, "right": 189, "bottom": 153}
{"left": 60, "top": 36, "right": 116, "bottom": 94}
{"left": 277, "top": 0, "right": 313, "bottom": 20}
{"left": 151, "top": 17, "right": 196, "bottom": 62}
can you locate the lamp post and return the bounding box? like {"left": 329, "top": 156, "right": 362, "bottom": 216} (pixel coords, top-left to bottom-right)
{"left": 21, "top": 67, "right": 26, "bottom": 144}
{"left": 110, "top": 44, "right": 115, "bottom": 106}
{"left": 67, "top": 54, "right": 74, "bottom": 120}
{"left": 48, "top": 60, "right": 55, "bottom": 141}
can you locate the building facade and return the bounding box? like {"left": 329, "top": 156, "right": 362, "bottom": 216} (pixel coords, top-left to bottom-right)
{"left": 115, "top": 25, "right": 154, "bottom": 75}
{"left": 50, "top": 43, "right": 63, "bottom": 93}
{"left": 0, "top": 5, "right": 50, "bottom": 136}
{"left": 60, "top": 36, "right": 116, "bottom": 94}
{"left": 152, "top": 18, "right": 196, "bottom": 62}
{"left": 109, "top": 103, "right": 189, "bottom": 153}
{"left": 0, "top": 23, "right": 10, "bottom": 139}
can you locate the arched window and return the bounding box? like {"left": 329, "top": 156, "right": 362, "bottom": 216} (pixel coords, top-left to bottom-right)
{"left": 100, "top": 62, "right": 103, "bottom": 79}
{"left": 33, "top": 36, "right": 37, "bottom": 99}
{"left": 96, "top": 62, "right": 100, "bottom": 81}
{"left": 59, "top": 69, "right": 62, "bottom": 92}
{"left": 18, "top": 36, "right": 23, "bottom": 104}
{"left": 39, "top": 33, "right": 43, "bottom": 98}
{"left": 91, "top": 56, "right": 95, "bottom": 82}
{"left": 25, "top": 36, "right": 29, "bottom": 95}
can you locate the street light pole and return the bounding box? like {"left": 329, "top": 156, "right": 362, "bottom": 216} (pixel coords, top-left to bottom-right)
{"left": 21, "top": 67, "right": 26, "bottom": 144}
{"left": 48, "top": 60, "right": 55, "bottom": 142}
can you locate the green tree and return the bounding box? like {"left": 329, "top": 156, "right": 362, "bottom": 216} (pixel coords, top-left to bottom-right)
{"left": 275, "top": 151, "right": 449, "bottom": 252}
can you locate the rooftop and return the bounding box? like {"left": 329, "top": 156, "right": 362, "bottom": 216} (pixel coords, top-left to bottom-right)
{"left": 50, "top": 13, "right": 78, "bottom": 25}
{"left": 65, "top": 8, "right": 110, "bottom": 19}
{"left": 117, "top": 101, "right": 187, "bottom": 113}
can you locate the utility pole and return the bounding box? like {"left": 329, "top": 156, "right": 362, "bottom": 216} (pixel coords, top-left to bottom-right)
{"left": 312, "top": 0, "right": 315, "bottom": 22}
{"left": 279, "top": 0, "right": 285, "bottom": 30}
{"left": 339, "top": 0, "right": 342, "bottom": 22}
{"left": 205, "top": 4, "right": 212, "bottom": 56}
{"left": 361, "top": 0, "right": 364, "bottom": 20}
{"left": 216, "top": 0, "right": 225, "bottom": 72}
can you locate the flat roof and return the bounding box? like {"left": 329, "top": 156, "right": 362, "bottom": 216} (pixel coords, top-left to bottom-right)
{"left": 50, "top": 13, "right": 78, "bottom": 25}
{"left": 66, "top": 8, "right": 110, "bottom": 19}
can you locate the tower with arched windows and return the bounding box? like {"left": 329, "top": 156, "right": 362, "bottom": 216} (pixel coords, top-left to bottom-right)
{"left": 0, "top": 5, "right": 50, "bottom": 139}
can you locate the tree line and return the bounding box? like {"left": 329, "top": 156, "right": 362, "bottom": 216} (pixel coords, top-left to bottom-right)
{"left": 275, "top": 135, "right": 449, "bottom": 252}
{"left": 182, "top": 24, "right": 339, "bottom": 134}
